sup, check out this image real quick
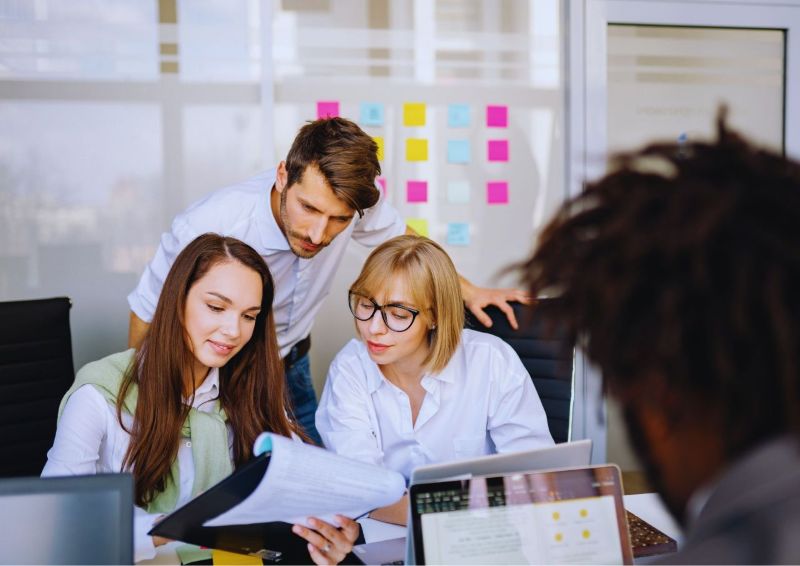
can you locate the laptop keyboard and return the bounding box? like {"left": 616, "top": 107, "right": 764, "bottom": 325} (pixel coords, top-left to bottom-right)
{"left": 415, "top": 486, "right": 507, "bottom": 514}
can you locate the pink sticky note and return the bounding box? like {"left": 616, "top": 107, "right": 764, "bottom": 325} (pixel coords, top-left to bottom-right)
{"left": 488, "top": 140, "right": 509, "bottom": 162}
{"left": 487, "top": 181, "right": 508, "bottom": 204}
{"left": 376, "top": 176, "right": 387, "bottom": 196}
{"left": 486, "top": 105, "right": 508, "bottom": 127}
{"left": 407, "top": 180, "right": 428, "bottom": 203}
{"left": 317, "top": 101, "right": 340, "bottom": 119}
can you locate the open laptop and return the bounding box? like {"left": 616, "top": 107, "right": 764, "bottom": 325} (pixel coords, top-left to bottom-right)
{"left": 354, "top": 440, "right": 592, "bottom": 564}
{"left": 0, "top": 474, "right": 133, "bottom": 565}
{"left": 409, "top": 465, "right": 633, "bottom": 564}
{"left": 410, "top": 439, "right": 592, "bottom": 485}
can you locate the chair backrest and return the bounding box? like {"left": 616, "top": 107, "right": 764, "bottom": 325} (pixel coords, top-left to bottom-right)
{"left": 465, "top": 298, "right": 575, "bottom": 443}
{"left": 0, "top": 297, "right": 74, "bottom": 477}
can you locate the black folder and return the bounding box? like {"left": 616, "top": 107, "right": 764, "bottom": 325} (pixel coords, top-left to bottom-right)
{"left": 148, "top": 452, "right": 310, "bottom": 563}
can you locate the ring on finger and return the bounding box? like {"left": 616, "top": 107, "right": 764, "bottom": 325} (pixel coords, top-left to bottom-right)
{"left": 323, "top": 543, "right": 331, "bottom": 553}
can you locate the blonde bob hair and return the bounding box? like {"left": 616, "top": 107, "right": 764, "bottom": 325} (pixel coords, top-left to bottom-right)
{"left": 350, "top": 235, "right": 464, "bottom": 373}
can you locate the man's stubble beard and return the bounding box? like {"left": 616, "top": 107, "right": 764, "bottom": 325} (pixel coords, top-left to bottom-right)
{"left": 279, "top": 188, "right": 329, "bottom": 259}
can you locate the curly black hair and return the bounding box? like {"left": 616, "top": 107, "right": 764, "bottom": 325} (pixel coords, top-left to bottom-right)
{"left": 522, "top": 110, "right": 800, "bottom": 458}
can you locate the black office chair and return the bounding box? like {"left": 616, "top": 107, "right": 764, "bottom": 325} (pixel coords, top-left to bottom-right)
{"left": 465, "top": 298, "right": 575, "bottom": 443}
{"left": 0, "top": 297, "right": 75, "bottom": 477}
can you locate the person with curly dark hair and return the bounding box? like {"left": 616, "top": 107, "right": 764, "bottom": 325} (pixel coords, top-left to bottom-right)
{"left": 521, "top": 110, "right": 800, "bottom": 563}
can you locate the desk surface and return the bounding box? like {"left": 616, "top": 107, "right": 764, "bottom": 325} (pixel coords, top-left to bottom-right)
{"left": 141, "top": 492, "right": 682, "bottom": 564}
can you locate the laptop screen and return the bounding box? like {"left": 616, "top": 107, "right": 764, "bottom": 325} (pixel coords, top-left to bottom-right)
{"left": 409, "top": 465, "right": 633, "bottom": 565}
{"left": 0, "top": 474, "right": 133, "bottom": 565}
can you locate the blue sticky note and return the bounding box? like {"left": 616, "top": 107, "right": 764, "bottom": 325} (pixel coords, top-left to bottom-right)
{"left": 447, "top": 140, "right": 471, "bottom": 164}
{"left": 447, "top": 181, "right": 470, "bottom": 204}
{"left": 448, "top": 104, "right": 471, "bottom": 128}
{"left": 360, "top": 102, "right": 384, "bottom": 126}
{"left": 447, "top": 223, "right": 470, "bottom": 246}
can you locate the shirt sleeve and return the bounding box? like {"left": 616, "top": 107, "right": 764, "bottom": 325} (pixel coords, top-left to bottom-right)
{"left": 41, "top": 386, "right": 160, "bottom": 562}
{"left": 315, "top": 352, "right": 384, "bottom": 466}
{"left": 127, "top": 216, "right": 198, "bottom": 323}
{"left": 133, "top": 508, "right": 160, "bottom": 562}
{"left": 42, "top": 385, "right": 109, "bottom": 477}
{"left": 350, "top": 188, "right": 406, "bottom": 248}
{"left": 486, "top": 344, "right": 555, "bottom": 452}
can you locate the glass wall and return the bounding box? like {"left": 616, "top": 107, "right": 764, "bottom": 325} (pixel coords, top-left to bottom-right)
{"left": 0, "top": 0, "right": 566, "bottom": 390}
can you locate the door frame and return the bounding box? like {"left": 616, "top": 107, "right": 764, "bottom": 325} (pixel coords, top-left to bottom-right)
{"left": 566, "top": 0, "right": 800, "bottom": 464}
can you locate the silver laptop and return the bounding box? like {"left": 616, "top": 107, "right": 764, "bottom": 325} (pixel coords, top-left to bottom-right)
{"left": 354, "top": 440, "right": 592, "bottom": 565}
{"left": 0, "top": 474, "right": 133, "bottom": 565}
{"left": 410, "top": 439, "right": 592, "bottom": 485}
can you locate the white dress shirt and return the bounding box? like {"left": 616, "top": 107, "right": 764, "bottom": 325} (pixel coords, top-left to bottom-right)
{"left": 42, "top": 368, "right": 227, "bottom": 563}
{"left": 127, "top": 169, "right": 406, "bottom": 357}
{"left": 316, "top": 329, "right": 555, "bottom": 480}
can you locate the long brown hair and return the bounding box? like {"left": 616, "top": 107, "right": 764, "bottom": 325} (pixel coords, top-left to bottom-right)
{"left": 117, "top": 233, "right": 301, "bottom": 506}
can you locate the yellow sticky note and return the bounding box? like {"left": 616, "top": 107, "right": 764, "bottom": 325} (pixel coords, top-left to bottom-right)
{"left": 212, "top": 549, "right": 262, "bottom": 565}
{"left": 406, "top": 218, "right": 429, "bottom": 237}
{"left": 406, "top": 138, "right": 428, "bottom": 161}
{"left": 373, "top": 136, "right": 384, "bottom": 161}
{"left": 403, "top": 103, "right": 426, "bottom": 126}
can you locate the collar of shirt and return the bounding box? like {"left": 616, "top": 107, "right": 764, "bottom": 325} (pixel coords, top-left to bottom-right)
{"left": 190, "top": 366, "right": 220, "bottom": 411}
{"left": 258, "top": 178, "right": 291, "bottom": 252}
{"left": 360, "top": 343, "right": 458, "bottom": 396}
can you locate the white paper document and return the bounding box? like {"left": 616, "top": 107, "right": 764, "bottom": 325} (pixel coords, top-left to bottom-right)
{"left": 204, "top": 433, "right": 406, "bottom": 528}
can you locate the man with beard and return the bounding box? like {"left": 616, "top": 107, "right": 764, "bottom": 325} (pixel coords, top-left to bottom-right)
{"left": 128, "top": 117, "right": 528, "bottom": 444}
{"left": 521, "top": 111, "right": 800, "bottom": 563}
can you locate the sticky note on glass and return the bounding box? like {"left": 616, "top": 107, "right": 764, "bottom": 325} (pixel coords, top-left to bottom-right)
{"left": 487, "top": 139, "right": 509, "bottom": 162}
{"left": 447, "top": 140, "right": 470, "bottom": 164}
{"left": 447, "top": 181, "right": 470, "bottom": 204}
{"left": 374, "top": 136, "right": 385, "bottom": 161}
{"left": 406, "top": 138, "right": 428, "bottom": 161}
{"left": 406, "top": 218, "right": 429, "bottom": 237}
{"left": 376, "top": 176, "right": 387, "bottom": 196}
{"left": 317, "top": 101, "right": 339, "bottom": 119}
{"left": 486, "top": 105, "right": 508, "bottom": 127}
{"left": 407, "top": 180, "right": 428, "bottom": 203}
{"left": 360, "top": 102, "right": 384, "bottom": 126}
{"left": 487, "top": 181, "right": 509, "bottom": 204}
{"left": 403, "top": 103, "right": 426, "bottom": 127}
{"left": 448, "top": 104, "right": 470, "bottom": 128}
{"left": 447, "top": 223, "right": 470, "bottom": 246}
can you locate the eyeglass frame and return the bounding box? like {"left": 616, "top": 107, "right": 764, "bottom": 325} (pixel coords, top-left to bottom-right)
{"left": 347, "top": 291, "right": 421, "bottom": 333}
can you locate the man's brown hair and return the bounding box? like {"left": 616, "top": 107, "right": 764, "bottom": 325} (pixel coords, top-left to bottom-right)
{"left": 285, "top": 117, "right": 381, "bottom": 216}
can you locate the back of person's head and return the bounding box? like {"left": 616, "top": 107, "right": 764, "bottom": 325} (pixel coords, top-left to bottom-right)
{"left": 523, "top": 110, "right": 800, "bottom": 461}
{"left": 350, "top": 235, "right": 464, "bottom": 373}
{"left": 121, "top": 233, "right": 299, "bottom": 506}
{"left": 285, "top": 117, "right": 381, "bottom": 216}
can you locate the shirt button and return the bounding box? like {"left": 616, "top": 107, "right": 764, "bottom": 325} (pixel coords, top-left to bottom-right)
{"left": 186, "top": 441, "right": 192, "bottom": 448}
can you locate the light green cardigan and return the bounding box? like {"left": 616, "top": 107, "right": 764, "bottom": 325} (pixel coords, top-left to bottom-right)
{"left": 57, "top": 348, "right": 233, "bottom": 514}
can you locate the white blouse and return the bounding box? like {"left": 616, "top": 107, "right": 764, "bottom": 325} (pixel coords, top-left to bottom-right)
{"left": 316, "top": 329, "right": 555, "bottom": 480}
{"left": 42, "top": 367, "right": 228, "bottom": 562}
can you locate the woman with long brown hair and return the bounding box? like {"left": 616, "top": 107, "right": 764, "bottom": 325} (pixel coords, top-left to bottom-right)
{"left": 43, "top": 233, "right": 358, "bottom": 563}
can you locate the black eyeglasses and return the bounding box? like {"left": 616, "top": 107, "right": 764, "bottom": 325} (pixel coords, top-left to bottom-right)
{"left": 348, "top": 291, "right": 420, "bottom": 332}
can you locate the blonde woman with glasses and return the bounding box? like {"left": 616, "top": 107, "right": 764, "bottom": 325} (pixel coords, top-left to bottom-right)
{"left": 316, "top": 235, "right": 553, "bottom": 525}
